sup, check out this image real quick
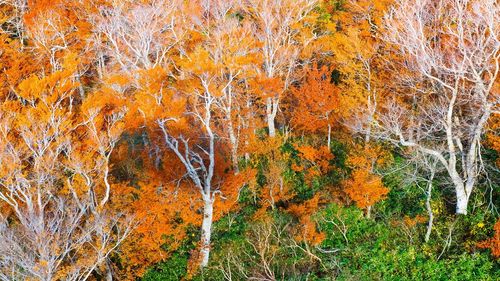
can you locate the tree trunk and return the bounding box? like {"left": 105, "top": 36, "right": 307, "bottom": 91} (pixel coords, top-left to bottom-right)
{"left": 424, "top": 181, "right": 434, "bottom": 242}
{"left": 449, "top": 164, "right": 469, "bottom": 215}
{"left": 366, "top": 205, "right": 371, "bottom": 219}
{"left": 267, "top": 112, "right": 276, "bottom": 138}
{"left": 231, "top": 146, "right": 239, "bottom": 175}
{"left": 455, "top": 186, "right": 469, "bottom": 215}
{"left": 227, "top": 119, "right": 239, "bottom": 174}
{"left": 105, "top": 259, "right": 113, "bottom": 281}
{"left": 327, "top": 123, "right": 331, "bottom": 150}
{"left": 266, "top": 97, "right": 278, "bottom": 138}
{"left": 200, "top": 196, "right": 214, "bottom": 268}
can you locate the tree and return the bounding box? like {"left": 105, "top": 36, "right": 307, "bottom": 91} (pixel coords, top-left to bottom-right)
{"left": 329, "top": 0, "right": 391, "bottom": 143}
{"left": 93, "top": 0, "right": 182, "bottom": 75}
{"left": 402, "top": 153, "right": 441, "bottom": 242}
{"left": 93, "top": 0, "right": 236, "bottom": 269}
{"left": 131, "top": 16, "right": 228, "bottom": 269}
{"left": 343, "top": 144, "right": 390, "bottom": 218}
{"left": 478, "top": 219, "right": 500, "bottom": 259}
{"left": 208, "top": 5, "right": 259, "bottom": 174}
{"left": 375, "top": 0, "right": 499, "bottom": 214}
{"left": 290, "top": 65, "right": 340, "bottom": 149}
{"left": 247, "top": 0, "right": 318, "bottom": 137}
{"left": 22, "top": 0, "right": 94, "bottom": 72}
{"left": 0, "top": 55, "right": 132, "bottom": 280}
{"left": 0, "top": 0, "right": 28, "bottom": 44}
{"left": 157, "top": 74, "right": 218, "bottom": 268}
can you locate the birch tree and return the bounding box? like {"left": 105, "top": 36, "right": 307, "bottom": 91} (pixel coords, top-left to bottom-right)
{"left": 0, "top": 57, "right": 132, "bottom": 280}
{"left": 247, "top": 0, "right": 318, "bottom": 137}
{"left": 376, "top": 0, "right": 499, "bottom": 214}
{"left": 157, "top": 67, "right": 218, "bottom": 268}
{"left": 202, "top": 1, "right": 258, "bottom": 175}
{"left": 93, "top": 0, "right": 182, "bottom": 75}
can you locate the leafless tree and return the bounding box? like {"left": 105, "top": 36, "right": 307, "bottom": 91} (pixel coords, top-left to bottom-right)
{"left": 158, "top": 73, "right": 218, "bottom": 268}
{"left": 215, "top": 218, "right": 303, "bottom": 281}
{"left": 402, "top": 153, "right": 442, "bottom": 242}
{"left": 93, "top": 0, "right": 183, "bottom": 74}
{"left": 374, "top": 0, "right": 499, "bottom": 214}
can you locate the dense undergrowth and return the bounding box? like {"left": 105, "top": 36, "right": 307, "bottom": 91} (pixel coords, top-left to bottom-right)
{"left": 141, "top": 138, "right": 500, "bottom": 280}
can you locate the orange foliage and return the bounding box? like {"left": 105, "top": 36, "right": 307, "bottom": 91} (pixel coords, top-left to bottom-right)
{"left": 343, "top": 145, "right": 391, "bottom": 211}
{"left": 250, "top": 136, "right": 297, "bottom": 211}
{"left": 478, "top": 220, "right": 500, "bottom": 259}
{"left": 287, "top": 194, "right": 326, "bottom": 246}
{"left": 344, "top": 169, "right": 388, "bottom": 209}
{"left": 116, "top": 181, "right": 202, "bottom": 277}
{"left": 23, "top": 0, "right": 95, "bottom": 67}
{"left": 3, "top": 0, "right": 473, "bottom": 279}
{"left": 403, "top": 215, "right": 427, "bottom": 228}
{"left": 290, "top": 65, "right": 340, "bottom": 134}
{"left": 294, "top": 144, "right": 334, "bottom": 182}
{"left": 0, "top": 51, "right": 131, "bottom": 280}
{"left": 486, "top": 114, "right": 500, "bottom": 167}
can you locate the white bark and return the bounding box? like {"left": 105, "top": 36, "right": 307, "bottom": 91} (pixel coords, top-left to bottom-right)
{"left": 327, "top": 123, "right": 332, "bottom": 150}
{"left": 249, "top": 0, "right": 318, "bottom": 138}
{"left": 424, "top": 164, "right": 436, "bottom": 242}
{"left": 455, "top": 188, "right": 469, "bottom": 215}
{"left": 375, "top": 0, "right": 500, "bottom": 215}
{"left": 228, "top": 118, "right": 240, "bottom": 174}
{"left": 0, "top": 0, "right": 28, "bottom": 44}
{"left": 158, "top": 75, "right": 217, "bottom": 268}
{"left": 266, "top": 97, "right": 279, "bottom": 138}
{"left": 0, "top": 77, "right": 132, "bottom": 280}
{"left": 200, "top": 196, "right": 214, "bottom": 267}
{"left": 93, "top": 0, "right": 181, "bottom": 73}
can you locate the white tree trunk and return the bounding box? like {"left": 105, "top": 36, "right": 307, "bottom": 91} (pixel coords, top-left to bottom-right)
{"left": 455, "top": 184, "right": 469, "bottom": 215}
{"left": 424, "top": 167, "right": 435, "bottom": 243}
{"left": 266, "top": 97, "right": 278, "bottom": 138}
{"left": 105, "top": 259, "right": 113, "bottom": 281}
{"left": 379, "top": 0, "right": 499, "bottom": 218}
{"left": 227, "top": 118, "right": 239, "bottom": 174}
{"left": 200, "top": 196, "right": 214, "bottom": 268}
{"left": 267, "top": 113, "right": 276, "bottom": 138}
{"left": 425, "top": 193, "right": 433, "bottom": 242}
{"left": 366, "top": 205, "right": 371, "bottom": 219}
{"left": 327, "top": 123, "right": 331, "bottom": 150}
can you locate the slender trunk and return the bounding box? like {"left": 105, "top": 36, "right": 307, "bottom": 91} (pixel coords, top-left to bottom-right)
{"left": 366, "top": 205, "right": 371, "bottom": 219}
{"left": 105, "top": 259, "right": 113, "bottom": 281}
{"left": 227, "top": 117, "right": 239, "bottom": 174}
{"left": 365, "top": 126, "right": 371, "bottom": 143}
{"left": 244, "top": 95, "right": 252, "bottom": 162}
{"left": 424, "top": 172, "right": 435, "bottom": 242}
{"left": 100, "top": 159, "right": 111, "bottom": 207}
{"left": 445, "top": 89, "right": 467, "bottom": 215}
{"left": 76, "top": 74, "right": 85, "bottom": 98}
{"left": 267, "top": 112, "right": 276, "bottom": 138}
{"left": 266, "top": 97, "right": 278, "bottom": 138}
{"left": 449, "top": 161, "right": 469, "bottom": 215}
{"left": 200, "top": 99, "right": 215, "bottom": 268}
{"left": 327, "top": 123, "right": 331, "bottom": 150}
{"left": 200, "top": 196, "right": 214, "bottom": 268}
{"left": 455, "top": 162, "right": 476, "bottom": 215}
{"left": 455, "top": 184, "right": 469, "bottom": 215}
{"left": 230, "top": 145, "right": 239, "bottom": 174}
